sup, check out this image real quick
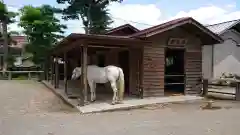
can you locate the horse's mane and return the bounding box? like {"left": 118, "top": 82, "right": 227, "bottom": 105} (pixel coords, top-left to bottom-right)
{"left": 88, "top": 65, "right": 99, "bottom": 67}
{"left": 76, "top": 65, "right": 98, "bottom": 68}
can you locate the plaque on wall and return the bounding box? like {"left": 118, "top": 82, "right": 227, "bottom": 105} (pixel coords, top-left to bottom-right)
{"left": 167, "top": 38, "right": 188, "bottom": 46}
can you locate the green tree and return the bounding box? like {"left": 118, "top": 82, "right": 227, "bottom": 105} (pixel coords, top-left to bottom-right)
{"left": 0, "top": 1, "right": 17, "bottom": 70}
{"left": 57, "top": 0, "right": 123, "bottom": 34}
{"left": 19, "top": 5, "right": 66, "bottom": 68}
{"left": 0, "top": 2, "right": 17, "bottom": 24}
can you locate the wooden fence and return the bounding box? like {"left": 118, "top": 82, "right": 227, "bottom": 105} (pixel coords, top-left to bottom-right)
{"left": 202, "top": 78, "right": 240, "bottom": 101}
{"left": 0, "top": 71, "right": 44, "bottom": 80}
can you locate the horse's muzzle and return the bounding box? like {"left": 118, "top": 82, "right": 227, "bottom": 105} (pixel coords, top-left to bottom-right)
{"left": 71, "top": 75, "right": 76, "bottom": 80}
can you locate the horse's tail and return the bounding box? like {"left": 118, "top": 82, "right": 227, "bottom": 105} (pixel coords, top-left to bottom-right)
{"left": 117, "top": 67, "right": 125, "bottom": 102}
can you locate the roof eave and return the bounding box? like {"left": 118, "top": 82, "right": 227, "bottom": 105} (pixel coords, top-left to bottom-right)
{"left": 201, "top": 38, "right": 224, "bottom": 45}
{"left": 190, "top": 20, "right": 224, "bottom": 45}
{"left": 51, "top": 33, "right": 151, "bottom": 55}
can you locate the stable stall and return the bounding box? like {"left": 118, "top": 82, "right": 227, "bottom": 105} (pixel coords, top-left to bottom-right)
{"left": 48, "top": 17, "right": 223, "bottom": 106}
{"left": 50, "top": 34, "right": 148, "bottom": 105}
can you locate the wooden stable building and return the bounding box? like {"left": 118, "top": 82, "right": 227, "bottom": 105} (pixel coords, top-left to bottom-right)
{"left": 50, "top": 17, "right": 223, "bottom": 106}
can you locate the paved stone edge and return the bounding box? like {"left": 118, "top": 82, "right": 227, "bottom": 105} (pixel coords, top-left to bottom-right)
{"left": 80, "top": 97, "right": 204, "bottom": 114}
{"left": 41, "top": 81, "right": 204, "bottom": 114}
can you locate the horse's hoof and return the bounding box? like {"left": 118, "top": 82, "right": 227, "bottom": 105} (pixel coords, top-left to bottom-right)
{"left": 90, "top": 99, "right": 96, "bottom": 102}
{"left": 84, "top": 101, "right": 90, "bottom": 105}
{"left": 116, "top": 101, "right": 123, "bottom": 104}
{"left": 111, "top": 102, "right": 116, "bottom": 105}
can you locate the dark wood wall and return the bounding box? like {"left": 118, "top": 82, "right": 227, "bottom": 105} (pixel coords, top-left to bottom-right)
{"left": 185, "top": 41, "right": 202, "bottom": 94}
{"left": 142, "top": 45, "right": 165, "bottom": 97}
{"left": 106, "top": 48, "right": 143, "bottom": 97}
{"left": 142, "top": 27, "right": 202, "bottom": 97}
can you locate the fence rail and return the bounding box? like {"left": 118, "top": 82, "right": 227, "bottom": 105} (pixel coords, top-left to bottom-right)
{"left": 0, "top": 71, "right": 44, "bottom": 80}
{"left": 202, "top": 78, "right": 240, "bottom": 101}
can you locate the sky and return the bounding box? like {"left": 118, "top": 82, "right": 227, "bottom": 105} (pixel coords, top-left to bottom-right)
{"left": 5, "top": 0, "right": 240, "bottom": 35}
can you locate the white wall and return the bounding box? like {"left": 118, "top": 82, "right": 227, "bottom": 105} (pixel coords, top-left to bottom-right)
{"left": 202, "top": 45, "right": 213, "bottom": 79}
{"left": 203, "top": 29, "right": 240, "bottom": 79}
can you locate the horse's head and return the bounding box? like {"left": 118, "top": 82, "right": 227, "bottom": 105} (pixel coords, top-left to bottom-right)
{"left": 71, "top": 67, "right": 82, "bottom": 80}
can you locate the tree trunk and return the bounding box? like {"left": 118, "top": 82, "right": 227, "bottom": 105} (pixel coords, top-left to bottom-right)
{"left": 2, "top": 21, "right": 8, "bottom": 71}
{"left": 43, "top": 57, "right": 50, "bottom": 80}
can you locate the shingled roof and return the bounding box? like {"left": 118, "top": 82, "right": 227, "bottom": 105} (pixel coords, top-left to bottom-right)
{"left": 105, "top": 24, "right": 140, "bottom": 36}
{"left": 127, "top": 17, "right": 223, "bottom": 44}
{"left": 129, "top": 17, "right": 189, "bottom": 37}
{"left": 54, "top": 17, "right": 224, "bottom": 54}
{"left": 206, "top": 19, "right": 240, "bottom": 35}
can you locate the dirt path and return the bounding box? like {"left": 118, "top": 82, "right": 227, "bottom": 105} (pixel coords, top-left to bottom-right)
{"left": 1, "top": 80, "right": 240, "bottom": 135}
{"left": 0, "top": 80, "right": 77, "bottom": 117}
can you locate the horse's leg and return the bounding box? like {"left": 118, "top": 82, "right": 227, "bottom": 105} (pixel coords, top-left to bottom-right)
{"left": 88, "top": 80, "right": 95, "bottom": 102}
{"left": 110, "top": 81, "right": 118, "bottom": 105}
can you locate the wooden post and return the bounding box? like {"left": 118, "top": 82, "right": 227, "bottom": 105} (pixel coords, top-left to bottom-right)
{"left": 54, "top": 59, "right": 57, "bottom": 88}
{"left": 235, "top": 82, "right": 240, "bottom": 101}
{"left": 80, "top": 45, "right": 88, "bottom": 106}
{"left": 46, "top": 67, "right": 49, "bottom": 81}
{"left": 51, "top": 57, "right": 55, "bottom": 84}
{"left": 202, "top": 79, "right": 208, "bottom": 97}
{"left": 38, "top": 71, "right": 43, "bottom": 81}
{"left": 79, "top": 48, "right": 84, "bottom": 106}
{"left": 56, "top": 59, "right": 59, "bottom": 88}
{"left": 0, "top": 55, "right": 2, "bottom": 70}
{"left": 46, "top": 58, "right": 50, "bottom": 81}
{"left": 54, "top": 58, "right": 59, "bottom": 88}
{"left": 64, "top": 53, "right": 68, "bottom": 94}
{"left": 8, "top": 72, "right": 12, "bottom": 80}
{"left": 28, "top": 72, "right": 31, "bottom": 80}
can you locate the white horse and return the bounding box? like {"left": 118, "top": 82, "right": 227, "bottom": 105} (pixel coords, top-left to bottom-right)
{"left": 71, "top": 65, "right": 125, "bottom": 105}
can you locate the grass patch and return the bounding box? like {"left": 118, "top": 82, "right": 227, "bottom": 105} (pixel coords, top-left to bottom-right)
{"left": 12, "top": 75, "right": 28, "bottom": 80}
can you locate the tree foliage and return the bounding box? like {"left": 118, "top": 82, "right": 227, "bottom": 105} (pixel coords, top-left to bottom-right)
{"left": 19, "top": 5, "right": 67, "bottom": 65}
{"left": 57, "top": 0, "right": 123, "bottom": 34}
{"left": 0, "top": 2, "right": 18, "bottom": 70}
{"left": 0, "top": 2, "right": 18, "bottom": 46}
{"left": 0, "top": 1, "right": 18, "bottom": 24}
{"left": 0, "top": 2, "right": 18, "bottom": 45}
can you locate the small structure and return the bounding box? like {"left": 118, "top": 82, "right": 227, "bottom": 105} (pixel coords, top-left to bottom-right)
{"left": 0, "top": 35, "right": 31, "bottom": 70}
{"left": 203, "top": 19, "right": 240, "bottom": 79}
{"left": 49, "top": 17, "right": 222, "bottom": 106}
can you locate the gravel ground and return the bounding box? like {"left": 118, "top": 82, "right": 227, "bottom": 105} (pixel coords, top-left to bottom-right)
{"left": 1, "top": 80, "right": 240, "bottom": 135}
